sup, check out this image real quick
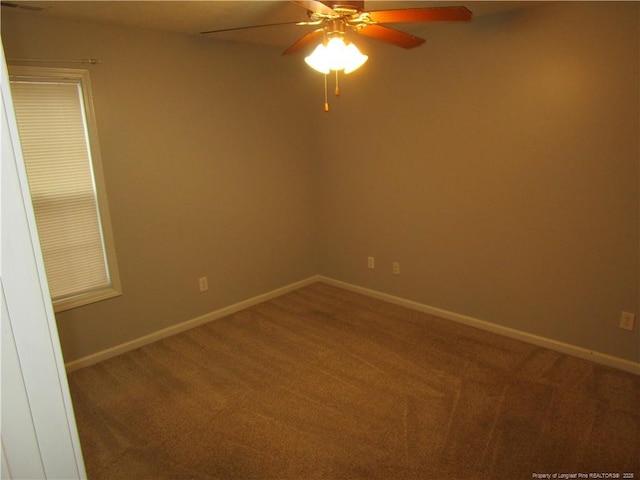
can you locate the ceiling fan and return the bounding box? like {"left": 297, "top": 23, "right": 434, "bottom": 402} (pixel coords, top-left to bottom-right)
{"left": 201, "top": 1, "right": 472, "bottom": 110}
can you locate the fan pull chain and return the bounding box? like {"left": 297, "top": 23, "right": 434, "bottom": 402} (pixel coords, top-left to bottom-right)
{"left": 324, "top": 73, "right": 329, "bottom": 112}
{"left": 335, "top": 70, "right": 340, "bottom": 96}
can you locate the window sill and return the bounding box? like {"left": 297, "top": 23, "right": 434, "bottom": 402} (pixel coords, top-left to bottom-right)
{"left": 53, "top": 287, "right": 121, "bottom": 313}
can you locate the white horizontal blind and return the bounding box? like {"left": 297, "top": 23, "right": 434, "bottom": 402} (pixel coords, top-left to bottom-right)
{"left": 10, "top": 79, "right": 110, "bottom": 301}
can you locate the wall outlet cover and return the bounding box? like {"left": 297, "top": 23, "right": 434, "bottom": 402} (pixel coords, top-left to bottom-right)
{"left": 620, "top": 311, "right": 635, "bottom": 331}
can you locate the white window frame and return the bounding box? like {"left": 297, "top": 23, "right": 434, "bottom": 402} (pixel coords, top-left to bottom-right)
{"left": 9, "top": 65, "right": 121, "bottom": 312}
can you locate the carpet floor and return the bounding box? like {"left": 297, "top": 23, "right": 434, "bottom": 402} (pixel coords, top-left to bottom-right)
{"left": 67, "top": 282, "right": 640, "bottom": 479}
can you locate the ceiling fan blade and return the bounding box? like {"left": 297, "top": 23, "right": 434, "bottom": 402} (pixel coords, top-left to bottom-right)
{"left": 200, "top": 21, "right": 301, "bottom": 35}
{"left": 289, "top": 1, "right": 337, "bottom": 16}
{"left": 356, "top": 24, "right": 425, "bottom": 49}
{"left": 367, "top": 6, "right": 472, "bottom": 24}
{"left": 282, "top": 28, "right": 325, "bottom": 55}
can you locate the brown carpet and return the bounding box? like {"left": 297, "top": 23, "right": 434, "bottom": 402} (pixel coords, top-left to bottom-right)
{"left": 67, "top": 282, "right": 640, "bottom": 480}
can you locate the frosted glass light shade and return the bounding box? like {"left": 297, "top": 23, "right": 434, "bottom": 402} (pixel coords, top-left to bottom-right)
{"left": 304, "top": 37, "right": 368, "bottom": 74}
{"left": 343, "top": 43, "right": 368, "bottom": 74}
{"left": 305, "top": 43, "right": 330, "bottom": 74}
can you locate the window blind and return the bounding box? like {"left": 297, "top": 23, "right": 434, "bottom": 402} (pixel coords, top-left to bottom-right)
{"left": 10, "top": 80, "right": 110, "bottom": 301}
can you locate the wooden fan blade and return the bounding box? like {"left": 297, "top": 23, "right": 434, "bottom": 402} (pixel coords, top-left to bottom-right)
{"left": 200, "top": 21, "right": 300, "bottom": 35}
{"left": 356, "top": 24, "right": 425, "bottom": 49}
{"left": 282, "top": 28, "right": 325, "bottom": 55}
{"left": 367, "top": 6, "right": 472, "bottom": 24}
{"left": 289, "top": 1, "right": 337, "bottom": 16}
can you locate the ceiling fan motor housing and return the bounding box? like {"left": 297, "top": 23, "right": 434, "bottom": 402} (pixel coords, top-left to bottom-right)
{"left": 325, "top": 1, "right": 365, "bottom": 12}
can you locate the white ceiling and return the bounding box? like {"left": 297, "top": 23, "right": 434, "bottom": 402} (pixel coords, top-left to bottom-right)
{"left": 1, "top": 1, "right": 543, "bottom": 50}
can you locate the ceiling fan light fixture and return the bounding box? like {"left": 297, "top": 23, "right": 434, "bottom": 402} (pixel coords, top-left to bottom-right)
{"left": 304, "top": 36, "right": 368, "bottom": 74}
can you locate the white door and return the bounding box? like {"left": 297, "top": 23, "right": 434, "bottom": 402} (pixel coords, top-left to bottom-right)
{"left": 0, "top": 39, "right": 86, "bottom": 479}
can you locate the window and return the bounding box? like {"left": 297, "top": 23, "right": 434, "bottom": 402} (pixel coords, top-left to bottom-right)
{"left": 9, "top": 66, "right": 121, "bottom": 312}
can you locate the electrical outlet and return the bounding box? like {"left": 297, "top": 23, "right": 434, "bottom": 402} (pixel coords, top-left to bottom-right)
{"left": 367, "top": 256, "right": 375, "bottom": 269}
{"left": 392, "top": 262, "right": 400, "bottom": 275}
{"left": 620, "top": 311, "right": 635, "bottom": 331}
{"left": 198, "top": 276, "right": 208, "bottom": 292}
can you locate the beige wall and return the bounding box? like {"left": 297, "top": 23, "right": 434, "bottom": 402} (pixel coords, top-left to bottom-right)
{"left": 317, "top": 2, "right": 640, "bottom": 362}
{"left": 1, "top": 10, "right": 321, "bottom": 361}
{"left": 2, "top": 1, "right": 639, "bottom": 364}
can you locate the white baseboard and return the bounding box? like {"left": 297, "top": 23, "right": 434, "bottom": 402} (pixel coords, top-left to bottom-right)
{"left": 64, "top": 276, "right": 321, "bottom": 372}
{"left": 317, "top": 276, "right": 640, "bottom": 376}
{"left": 66, "top": 274, "right": 639, "bottom": 376}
